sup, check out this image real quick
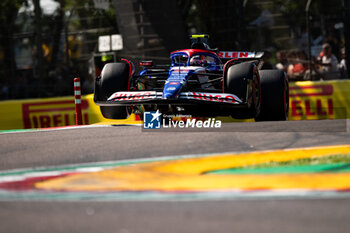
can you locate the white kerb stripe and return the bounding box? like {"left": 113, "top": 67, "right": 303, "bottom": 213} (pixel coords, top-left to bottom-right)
{"left": 75, "top": 99, "right": 81, "bottom": 104}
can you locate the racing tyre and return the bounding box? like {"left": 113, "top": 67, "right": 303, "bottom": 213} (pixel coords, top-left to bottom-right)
{"left": 226, "top": 62, "right": 261, "bottom": 119}
{"left": 94, "top": 63, "right": 130, "bottom": 119}
{"left": 255, "top": 70, "right": 289, "bottom": 121}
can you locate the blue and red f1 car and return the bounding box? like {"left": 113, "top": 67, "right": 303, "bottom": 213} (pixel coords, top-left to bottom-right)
{"left": 94, "top": 35, "right": 289, "bottom": 121}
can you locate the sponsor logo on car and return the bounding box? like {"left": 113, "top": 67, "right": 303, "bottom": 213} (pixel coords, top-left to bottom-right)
{"left": 217, "top": 51, "right": 255, "bottom": 59}
{"left": 109, "top": 91, "right": 157, "bottom": 101}
{"left": 180, "top": 92, "right": 241, "bottom": 104}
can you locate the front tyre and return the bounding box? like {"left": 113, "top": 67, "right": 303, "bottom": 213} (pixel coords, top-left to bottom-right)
{"left": 94, "top": 63, "right": 130, "bottom": 119}
{"left": 226, "top": 62, "right": 261, "bottom": 119}
{"left": 255, "top": 70, "right": 289, "bottom": 121}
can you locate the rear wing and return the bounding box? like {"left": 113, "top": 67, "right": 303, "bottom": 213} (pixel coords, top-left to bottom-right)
{"left": 217, "top": 51, "right": 264, "bottom": 60}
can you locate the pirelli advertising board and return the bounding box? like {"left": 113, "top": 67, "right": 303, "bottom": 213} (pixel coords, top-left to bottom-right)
{"left": 0, "top": 96, "right": 96, "bottom": 130}
{"left": 289, "top": 80, "right": 349, "bottom": 120}
{"left": 0, "top": 80, "right": 349, "bottom": 130}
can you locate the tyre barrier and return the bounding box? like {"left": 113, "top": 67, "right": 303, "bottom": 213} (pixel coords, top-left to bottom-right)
{"left": 0, "top": 80, "right": 349, "bottom": 130}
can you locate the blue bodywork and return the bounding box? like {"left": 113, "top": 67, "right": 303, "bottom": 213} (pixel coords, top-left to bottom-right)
{"left": 163, "top": 68, "right": 194, "bottom": 99}
{"left": 160, "top": 50, "right": 222, "bottom": 99}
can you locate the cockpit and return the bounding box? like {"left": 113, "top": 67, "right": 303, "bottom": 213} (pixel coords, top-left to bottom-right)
{"left": 171, "top": 51, "right": 222, "bottom": 68}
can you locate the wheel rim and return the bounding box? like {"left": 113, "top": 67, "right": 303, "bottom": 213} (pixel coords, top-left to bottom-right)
{"left": 253, "top": 73, "right": 261, "bottom": 115}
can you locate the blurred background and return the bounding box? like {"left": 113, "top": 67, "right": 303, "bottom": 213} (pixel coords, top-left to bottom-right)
{"left": 0, "top": 0, "right": 349, "bottom": 100}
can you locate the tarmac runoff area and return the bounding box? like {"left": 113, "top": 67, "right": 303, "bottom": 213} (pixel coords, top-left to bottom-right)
{"left": 0, "top": 144, "right": 350, "bottom": 201}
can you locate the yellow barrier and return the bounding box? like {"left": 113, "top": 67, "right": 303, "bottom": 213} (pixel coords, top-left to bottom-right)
{"left": 0, "top": 95, "right": 139, "bottom": 130}
{"left": 289, "top": 80, "right": 350, "bottom": 120}
{"left": 0, "top": 96, "right": 95, "bottom": 130}
{"left": 0, "top": 80, "right": 349, "bottom": 130}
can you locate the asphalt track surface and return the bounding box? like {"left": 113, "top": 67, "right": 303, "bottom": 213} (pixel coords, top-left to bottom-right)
{"left": 1, "top": 119, "right": 350, "bottom": 233}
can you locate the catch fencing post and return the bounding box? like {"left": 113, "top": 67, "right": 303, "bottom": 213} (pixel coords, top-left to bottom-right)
{"left": 74, "top": 77, "right": 83, "bottom": 125}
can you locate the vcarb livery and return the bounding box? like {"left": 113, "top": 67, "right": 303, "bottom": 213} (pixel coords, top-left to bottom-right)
{"left": 94, "top": 34, "right": 289, "bottom": 121}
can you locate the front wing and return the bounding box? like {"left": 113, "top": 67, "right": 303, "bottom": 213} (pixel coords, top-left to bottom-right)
{"left": 95, "top": 91, "right": 245, "bottom": 107}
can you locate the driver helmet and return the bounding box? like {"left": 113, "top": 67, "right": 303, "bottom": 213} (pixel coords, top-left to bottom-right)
{"left": 190, "top": 55, "right": 206, "bottom": 66}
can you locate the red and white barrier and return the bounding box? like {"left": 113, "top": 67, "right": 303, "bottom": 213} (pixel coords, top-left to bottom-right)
{"left": 74, "top": 78, "right": 83, "bottom": 125}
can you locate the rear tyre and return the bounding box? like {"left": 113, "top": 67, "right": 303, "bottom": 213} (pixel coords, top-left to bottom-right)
{"left": 94, "top": 63, "right": 130, "bottom": 119}
{"left": 226, "top": 62, "right": 261, "bottom": 119}
{"left": 255, "top": 70, "right": 289, "bottom": 121}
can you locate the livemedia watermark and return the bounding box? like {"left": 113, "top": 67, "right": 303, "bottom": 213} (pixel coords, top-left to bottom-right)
{"left": 142, "top": 110, "right": 222, "bottom": 131}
